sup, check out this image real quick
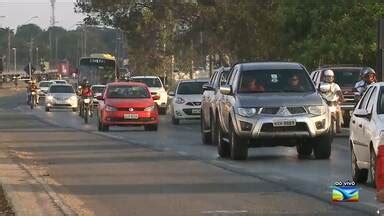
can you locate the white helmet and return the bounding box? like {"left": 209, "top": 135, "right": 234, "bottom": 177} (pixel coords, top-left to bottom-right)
{"left": 324, "top": 69, "right": 334, "bottom": 77}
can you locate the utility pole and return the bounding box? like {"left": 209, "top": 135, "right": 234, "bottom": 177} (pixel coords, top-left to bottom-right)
{"left": 7, "top": 29, "right": 10, "bottom": 72}
{"left": 55, "top": 37, "right": 58, "bottom": 63}
{"left": 36, "top": 47, "right": 39, "bottom": 67}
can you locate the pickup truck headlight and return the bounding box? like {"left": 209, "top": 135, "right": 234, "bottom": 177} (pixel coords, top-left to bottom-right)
{"left": 238, "top": 108, "right": 258, "bottom": 117}
{"left": 308, "top": 105, "right": 326, "bottom": 116}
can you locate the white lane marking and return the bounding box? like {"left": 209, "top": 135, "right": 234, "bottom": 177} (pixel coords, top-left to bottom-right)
{"left": 201, "top": 210, "right": 248, "bottom": 214}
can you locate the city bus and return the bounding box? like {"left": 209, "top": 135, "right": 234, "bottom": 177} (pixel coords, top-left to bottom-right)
{"left": 78, "top": 53, "right": 118, "bottom": 85}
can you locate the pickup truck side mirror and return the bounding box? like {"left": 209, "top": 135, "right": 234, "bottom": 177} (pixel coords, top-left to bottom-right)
{"left": 220, "top": 85, "right": 232, "bottom": 95}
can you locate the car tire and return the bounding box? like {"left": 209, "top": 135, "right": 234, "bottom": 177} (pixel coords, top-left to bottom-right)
{"left": 351, "top": 144, "right": 368, "bottom": 183}
{"left": 217, "top": 118, "right": 230, "bottom": 158}
{"left": 201, "top": 112, "right": 211, "bottom": 145}
{"left": 210, "top": 114, "right": 218, "bottom": 145}
{"left": 313, "top": 132, "right": 332, "bottom": 159}
{"left": 370, "top": 146, "right": 377, "bottom": 187}
{"left": 172, "top": 115, "right": 180, "bottom": 125}
{"left": 296, "top": 140, "right": 312, "bottom": 159}
{"left": 45, "top": 107, "right": 50, "bottom": 112}
{"left": 229, "top": 123, "right": 248, "bottom": 160}
{"left": 145, "top": 124, "right": 158, "bottom": 131}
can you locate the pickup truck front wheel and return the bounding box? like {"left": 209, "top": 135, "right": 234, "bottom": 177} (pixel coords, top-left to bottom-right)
{"left": 217, "top": 120, "right": 230, "bottom": 158}
{"left": 313, "top": 133, "right": 332, "bottom": 159}
{"left": 229, "top": 123, "right": 248, "bottom": 160}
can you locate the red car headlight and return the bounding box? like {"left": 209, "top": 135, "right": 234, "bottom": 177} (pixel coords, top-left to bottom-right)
{"left": 144, "top": 105, "right": 155, "bottom": 111}
{"left": 106, "top": 105, "right": 117, "bottom": 112}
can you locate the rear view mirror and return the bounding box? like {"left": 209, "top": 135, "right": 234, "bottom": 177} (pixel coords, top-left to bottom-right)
{"left": 152, "top": 95, "right": 160, "bottom": 100}
{"left": 96, "top": 95, "right": 104, "bottom": 100}
{"left": 168, "top": 91, "right": 175, "bottom": 96}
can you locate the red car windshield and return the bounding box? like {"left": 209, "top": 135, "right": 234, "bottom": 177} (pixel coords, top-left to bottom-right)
{"left": 107, "top": 85, "right": 150, "bottom": 99}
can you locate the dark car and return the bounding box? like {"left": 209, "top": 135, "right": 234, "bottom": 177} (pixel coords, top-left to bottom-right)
{"left": 201, "top": 67, "right": 230, "bottom": 145}
{"left": 310, "top": 66, "right": 363, "bottom": 125}
{"left": 214, "top": 62, "right": 333, "bottom": 161}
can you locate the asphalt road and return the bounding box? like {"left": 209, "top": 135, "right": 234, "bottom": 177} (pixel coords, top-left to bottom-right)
{"left": 0, "top": 93, "right": 382, "bottom": 215}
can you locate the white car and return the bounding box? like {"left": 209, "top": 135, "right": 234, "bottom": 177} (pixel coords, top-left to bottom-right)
{"left": 38, "top": 81, "right": 54, "bottom": 98}
{"left": 50, "top": 80, "right": 68, "bottom": 85}
{"left": 169, "top": 79, "right": 208, "bottom": 125}
{"left": 350, "top": 82, "right": 384, "bottom": 185}
{"left": 45, "top": 84, "right": 78, "bottom": 112}
{"left": 130, "top": 76, "right": 168, "bottom": 114}
{"left": 91, "top": 85, "right": 106, "bottom": 107}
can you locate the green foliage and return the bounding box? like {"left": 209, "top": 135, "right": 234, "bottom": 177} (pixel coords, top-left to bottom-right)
{"left": 75, "top": 0, "right": 384, "bottom": 73}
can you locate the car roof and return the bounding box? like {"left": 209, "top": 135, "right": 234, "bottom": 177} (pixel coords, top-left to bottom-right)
{"left": 238, "top": 62, "right": 304, "bottom": 70}
{"left": 131, "top": 76, "right": 160, "bottom": 79}
{"left": 179, "top": 79, "right": 209, "bottom": 83}
{"left": 91, "top": 85, "right": 106, "bottom": 87}
{"left": 50, "top": 80, "right": 67, "bottom": 82}
{"left": 107, "top": 81, "right": 148, "bottom": 87}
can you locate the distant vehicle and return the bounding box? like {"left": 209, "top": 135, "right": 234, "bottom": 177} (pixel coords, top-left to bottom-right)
{"left": 37, "top": 81, "right": 54, "bottom": 98}
{"left": 169, "top": 79, "right": 208, "bottom": 125}
{"left": 214, "top": 62, "right": 332, "bottom": 160}
{"left": 45, "top": 84, "right": 78, "bottom": 112}
{"left": 91, "top": 85, "right": 106, "bottom": 108}
{"left": 97, "top": 82, "right": 159, "bottom": 132}
{"left": 50, "top": 80, "right": 68, "bottom": 85}
{"left": 130, "top": 76, "right": 168, "bottom": 115}
{"left": 350, "top": 82, "right": 384, "bottom": 185}
{"left": 79, "top": 53, "right": 118, "bottom": 85}
{"left": 311, "top": 66, "right": 363, "bottom": 126}
{"left": 201, "top": 67, "right": 231, "bottom": 145}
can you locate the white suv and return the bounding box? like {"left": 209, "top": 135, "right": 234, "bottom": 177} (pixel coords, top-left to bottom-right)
{"left": 130, "top": 76, "right": 168, "bottom": 114}
{"left": 350, "top": 82, "right": 384, "bottom": 185}
{"left": 169, "top": 79, "right": 208, "bottom": 125}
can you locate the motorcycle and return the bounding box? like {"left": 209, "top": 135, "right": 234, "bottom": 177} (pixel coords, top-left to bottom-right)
{"left": 82, "top": 97, "right": 92, "bottom": 124}
{"left": 319, "top": 83, "right": 342, "bottom": 135}
{"left": 30, "top": 91, "right": 37, "bottom": 109}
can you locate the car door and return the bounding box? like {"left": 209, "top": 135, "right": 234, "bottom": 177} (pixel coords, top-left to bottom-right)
{"left": 219, "top": 66, "right": 237, "bottom": 133}
{"left": 222, "top": 67, "right": 239, "bottom": 133}
{"left": 359, "top": 86, "right": 378, "bottom": 162}
{"left": 202, "top": 71, "right": 217, "bottom": 125}
{"left": 352, "top": 86, "right": 374, "bottom": 161}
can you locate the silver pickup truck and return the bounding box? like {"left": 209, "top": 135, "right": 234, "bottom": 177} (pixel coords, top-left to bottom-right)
{"left": 214, "top": 62, "right": 332, "bottom": 160}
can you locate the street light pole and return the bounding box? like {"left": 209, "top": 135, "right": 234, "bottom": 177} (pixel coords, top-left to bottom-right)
{"left": 12, "top": 48, "right": 16, "bottom": 73}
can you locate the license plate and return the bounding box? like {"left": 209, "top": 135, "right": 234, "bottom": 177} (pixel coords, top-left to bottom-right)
{"left": 124, "top": 114, "right": 139, "bottom": 119}
{"left": 272, "top": 119, "right": 296, "bottom": 127}
{"left": 192, "top": 109, "right": 201, "bottom": 114}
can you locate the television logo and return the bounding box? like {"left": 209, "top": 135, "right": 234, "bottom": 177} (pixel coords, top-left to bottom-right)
{"left": 331, "top": 181, "right": 359, "bottom": 202}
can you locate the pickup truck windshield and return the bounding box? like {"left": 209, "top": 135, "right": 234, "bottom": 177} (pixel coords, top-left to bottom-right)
{"left": 238, "top": 69, "right": 315, "bottom": 93}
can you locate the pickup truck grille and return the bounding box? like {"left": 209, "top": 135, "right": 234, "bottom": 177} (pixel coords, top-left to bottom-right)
{"left": 260, "top": 107, "right": 307, "bottom": 115}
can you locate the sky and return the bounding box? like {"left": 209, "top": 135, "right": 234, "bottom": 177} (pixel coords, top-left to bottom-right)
{"left": 0, "top": 0, "right": 86, "bottom": 30}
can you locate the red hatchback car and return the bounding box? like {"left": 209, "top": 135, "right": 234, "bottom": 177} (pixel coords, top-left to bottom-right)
{"left": 97, "top": 82, "right": 160, "bottom": 131}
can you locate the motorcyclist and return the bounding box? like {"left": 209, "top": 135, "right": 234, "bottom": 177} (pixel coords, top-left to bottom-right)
{"left": 79, "top": 78, "right": 93, "bottom": 116}
{"left": 319, "top": 69, "right": 344, "bottom": 133}
{"left": 354, "top": 67, "right": 376, "bottom": 97}
{"left": 27, "top": 80, "right": 39, "bottom": 105}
